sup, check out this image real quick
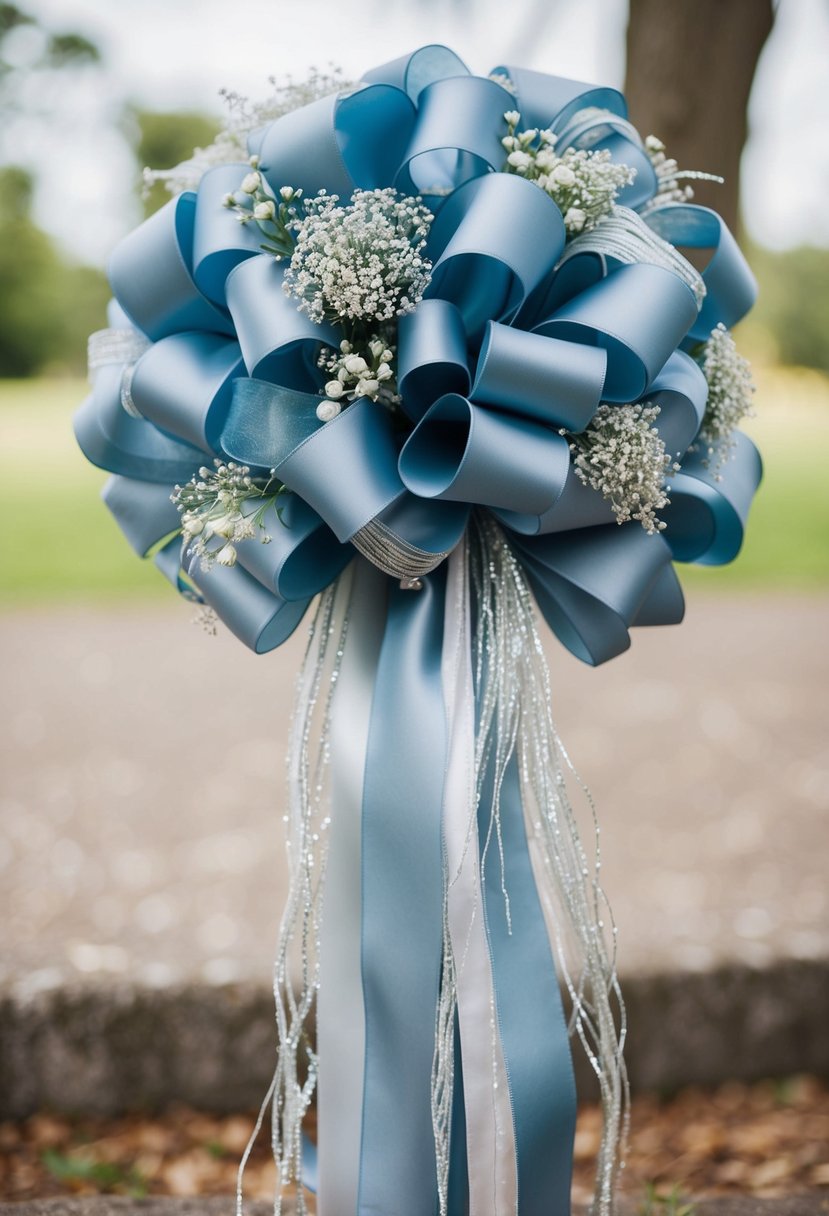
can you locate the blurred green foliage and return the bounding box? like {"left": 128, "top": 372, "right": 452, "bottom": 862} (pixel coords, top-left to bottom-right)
{"left": 0, "top": 107, "right": 219, "bottom": 376}
{"left": 0, "top": 167, "right": 110, "bottom": 376}
{"left": 132, "top": 107, "right": 221, "bottom": 218}
{"left": 744, "top": 244, "right": 829, "bottom": 374}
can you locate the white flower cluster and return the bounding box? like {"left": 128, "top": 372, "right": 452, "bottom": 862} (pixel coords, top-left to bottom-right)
{"left": 501, "top": 112, "right": 634, "bottom": 235}
{"left": 567, "top": 403, "right": 679, "bottom": 534}
{"left": 697, "top": 323, "right": 755, "bottom": 470}
{"left": 284, "top": 188, "right": 434, "bottom": 325}
{"left": 142, "top": 68, "right": 354, "bottom": 198}
{"left": 172, "top": 460, "right": 281, "bottom": 572}
{"left": 223, "top": 156, "right": 301, "bottom": 258}
{"left": 641, "top": 134, "right": 724, "bottom": 214}
{"left": 317, "top": 338, "right": 397, "bottom": 420}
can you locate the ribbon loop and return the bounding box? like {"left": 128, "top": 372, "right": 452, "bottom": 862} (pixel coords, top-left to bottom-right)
{"left": 663, "top": 431, "right": 762, "bottom": 565}
{"left": 490, "top": 64, "right": 626, "bottom": 133}
{"left": 644, "top": 204, "right": 757, "bottom": 341}
{"left": 191, "top": 164, "right": 265, "bottom": 306}
{"left": 472, "top": 320, "right": 607, "bottom": 432}
{"left": 185, "top": 548, "right": 311, "bottom": 653}
{"left": 425, "top": 172, "right": 566, "bottom": 340}
{"left": 362, "top": 44, "right": 469, "bottom": 100}
{"left": 397, "top": 299, "right": 469, "bottom": 421}
{"left": 101, "top": 474, "right": 181, "bottom": 557}
{"left": 258, "top": 85, "right": 416, "bottom": 200}
{"left": 234, "top": 492, "right": 352, "bottom": 601}
{"left": 535, "top": 263, "right": 699, "bottom": 402}
{"left": 515, "top": 525, "right": 684, "bottom": 665}
{"left": 74, "top": 363, "right": 205, "bottom": 484}
{"left": 396, "top": 75, "right": 512, "bottom": 196}
{"left": 130, "top": 332, "right": 244, "bottom": 454}
{"left": 399, "top": 393, "right": 570, "bottom": 515}
{"left": 225, "top": 254, "right": 338, "bottom": 389}
{"left": 108, "top": 193, "right": 233, "bottom": 340}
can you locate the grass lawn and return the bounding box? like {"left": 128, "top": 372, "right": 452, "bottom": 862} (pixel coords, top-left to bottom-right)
{"left": 1, "top": 366, "right": 827, "bottom": 605}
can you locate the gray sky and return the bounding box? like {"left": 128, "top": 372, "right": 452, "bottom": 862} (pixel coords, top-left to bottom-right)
{"left": 4, "top": 0, "right": 827, "bottom": 265}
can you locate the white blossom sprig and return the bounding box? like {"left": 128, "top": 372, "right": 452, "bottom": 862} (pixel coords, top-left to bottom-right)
{"left": 501, "top": 112, "right": 635, "bottom": 235}
{"left": 640, "top": 134, "right": 724, "bottom": 213}
{"left": 222, "top": 156, "right": 301, "bottom": 258}
{"left": 283, "top": 188, "right": 434, "bottom": 328}
{"left": 695, "top": 323, "right": 756, "bottom": 471}
{"left": 316, "top": 338, "right": 398, "bottom": 420}
{"left": 142, "top": 67, "right": 354, "bottom": 198}
{"left": 565, "top": 403, "right": 679, "bottom": 534}
{"left": 172, "top": 460, "right": 283, "bottom": 572}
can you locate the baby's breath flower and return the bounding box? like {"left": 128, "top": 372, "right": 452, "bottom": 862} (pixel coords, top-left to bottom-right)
{"left": 641, "top": 133, "right": 724, "bottom": 213}
{"left": 142, "top": 67, "right": 355, "bottom": 198}
{"left": 566, "top": 403, "right": 679, "bottom": 533}
{"left": 284, "top": 188, "right": 433, "bottom": 326}
{"left": 695, "top": 323, "right": 756, "bottom": 471}
{"left": 172, "top": 459, "right": 283, "bottom": 572}
{"left": 501, "top": 112, "right": 635, "bottom": 236}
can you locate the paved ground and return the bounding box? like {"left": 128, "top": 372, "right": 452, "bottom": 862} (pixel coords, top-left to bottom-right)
{"left": 1, "top": 1195, "right": 827, "bottom": 1214}
{"left": 2, "top": 591, "right": 827, "bottom": 996}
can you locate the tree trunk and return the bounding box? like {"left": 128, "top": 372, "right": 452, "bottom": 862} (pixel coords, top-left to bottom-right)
{"left": 624, "top": 0, "right": 774, "bottom": 235}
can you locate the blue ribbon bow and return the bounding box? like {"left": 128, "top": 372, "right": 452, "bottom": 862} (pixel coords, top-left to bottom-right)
{"left": 75, "top": 46, "right": 762, "bottom": 1215}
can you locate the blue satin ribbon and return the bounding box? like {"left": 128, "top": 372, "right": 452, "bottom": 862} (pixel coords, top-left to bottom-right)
{"left": 358, "top": 570, "right": 447, "bottom": 1214}
{"left": 108, "top": 193, "right": 234, "bottom": 340}
{"left": 479, "top": 755, "right": 576, "bottom": 1216}
{"left": 225, "top": 255, "right": 338, "bottom": 389}
{"left": 644, "top": 204, "right": 758, "bottom": 342}
{"left": 129, "top": 332, "right": 244, "bottom": 454}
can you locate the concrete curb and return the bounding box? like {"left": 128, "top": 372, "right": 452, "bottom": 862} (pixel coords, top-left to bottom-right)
{"left": 2, "top": 958, "right": 828, "bottom": 1118}
{"left": 1, "top": 1197, "right": 827, "bottom": 1214}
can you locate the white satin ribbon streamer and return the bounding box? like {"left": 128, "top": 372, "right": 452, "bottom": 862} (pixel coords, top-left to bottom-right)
{"left": 439, "top": 539, "right": 517, "bottom": 1216}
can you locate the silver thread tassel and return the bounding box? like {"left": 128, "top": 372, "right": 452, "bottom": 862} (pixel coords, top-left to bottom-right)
{"left": 468, "top": 515, "right": 629, "bottom": 1216}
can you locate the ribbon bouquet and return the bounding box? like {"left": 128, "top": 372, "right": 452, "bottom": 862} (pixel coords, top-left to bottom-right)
{"left": 76, "top": 44, "right": 761, "bottom": 1216}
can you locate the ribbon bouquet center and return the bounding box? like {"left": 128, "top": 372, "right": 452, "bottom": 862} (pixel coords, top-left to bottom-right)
{"left": 76, "top": 45, "right": 761, "bottom": 1216}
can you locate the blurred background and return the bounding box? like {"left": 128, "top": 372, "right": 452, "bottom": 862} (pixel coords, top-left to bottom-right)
{"left": 1, "top": 0, "right": 828, "bottom": 1207}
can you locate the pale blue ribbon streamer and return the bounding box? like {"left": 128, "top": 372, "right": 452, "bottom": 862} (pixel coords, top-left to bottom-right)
{"left": 358, "top": 568, "right": 447, "bottom": 1215}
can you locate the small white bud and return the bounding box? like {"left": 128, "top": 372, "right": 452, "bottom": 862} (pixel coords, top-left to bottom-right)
{"left": 551, "top": 163, "right": 576, "bottom": 187}
{"left": 241, "top": 172, "right": 261, "bottom": 194}
{"left": 324, "top": 380, "right": 345, "bottom": 398}
{"left": 376, "top": 364, "right": 392, "bottom": 381}
{"left": 216, "top": 542, "right": 237, "bottom": 567}
{"left": 182, "top": 516, "right": 204, "bottom": 537}
{"left": 279, "top": 186, "right": 295, "bottom": 201}
{"left": 316, "top": 399, "right": 342, "bottom": 422}
{"left": 563, "top": 206, "right": 586, "bottom": 231}
{"left": 355, "top": 378, "right": 379, "bottom": 397}
{"left": 343, "top": 354, "right": 368, "bottom": 375}
{"left": 248, "top": 154, "right": 261, "bottom": 169}
{"left": 507, "top": 150, "right": 531, "bottom": 170}
{"left": 369, "top": 338, "right": 384, "bottom": 359}
{"left": 503, "top": 110, "right": 521, "bottom": 127}
{"left": 253, "top": 200, "right": 275, "bottom": 220}
{"left": 339, "top": 339, "right": 352, "bottom": 354}
{"left": 221, "top": 192, "right": 235, "bottom": 208}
